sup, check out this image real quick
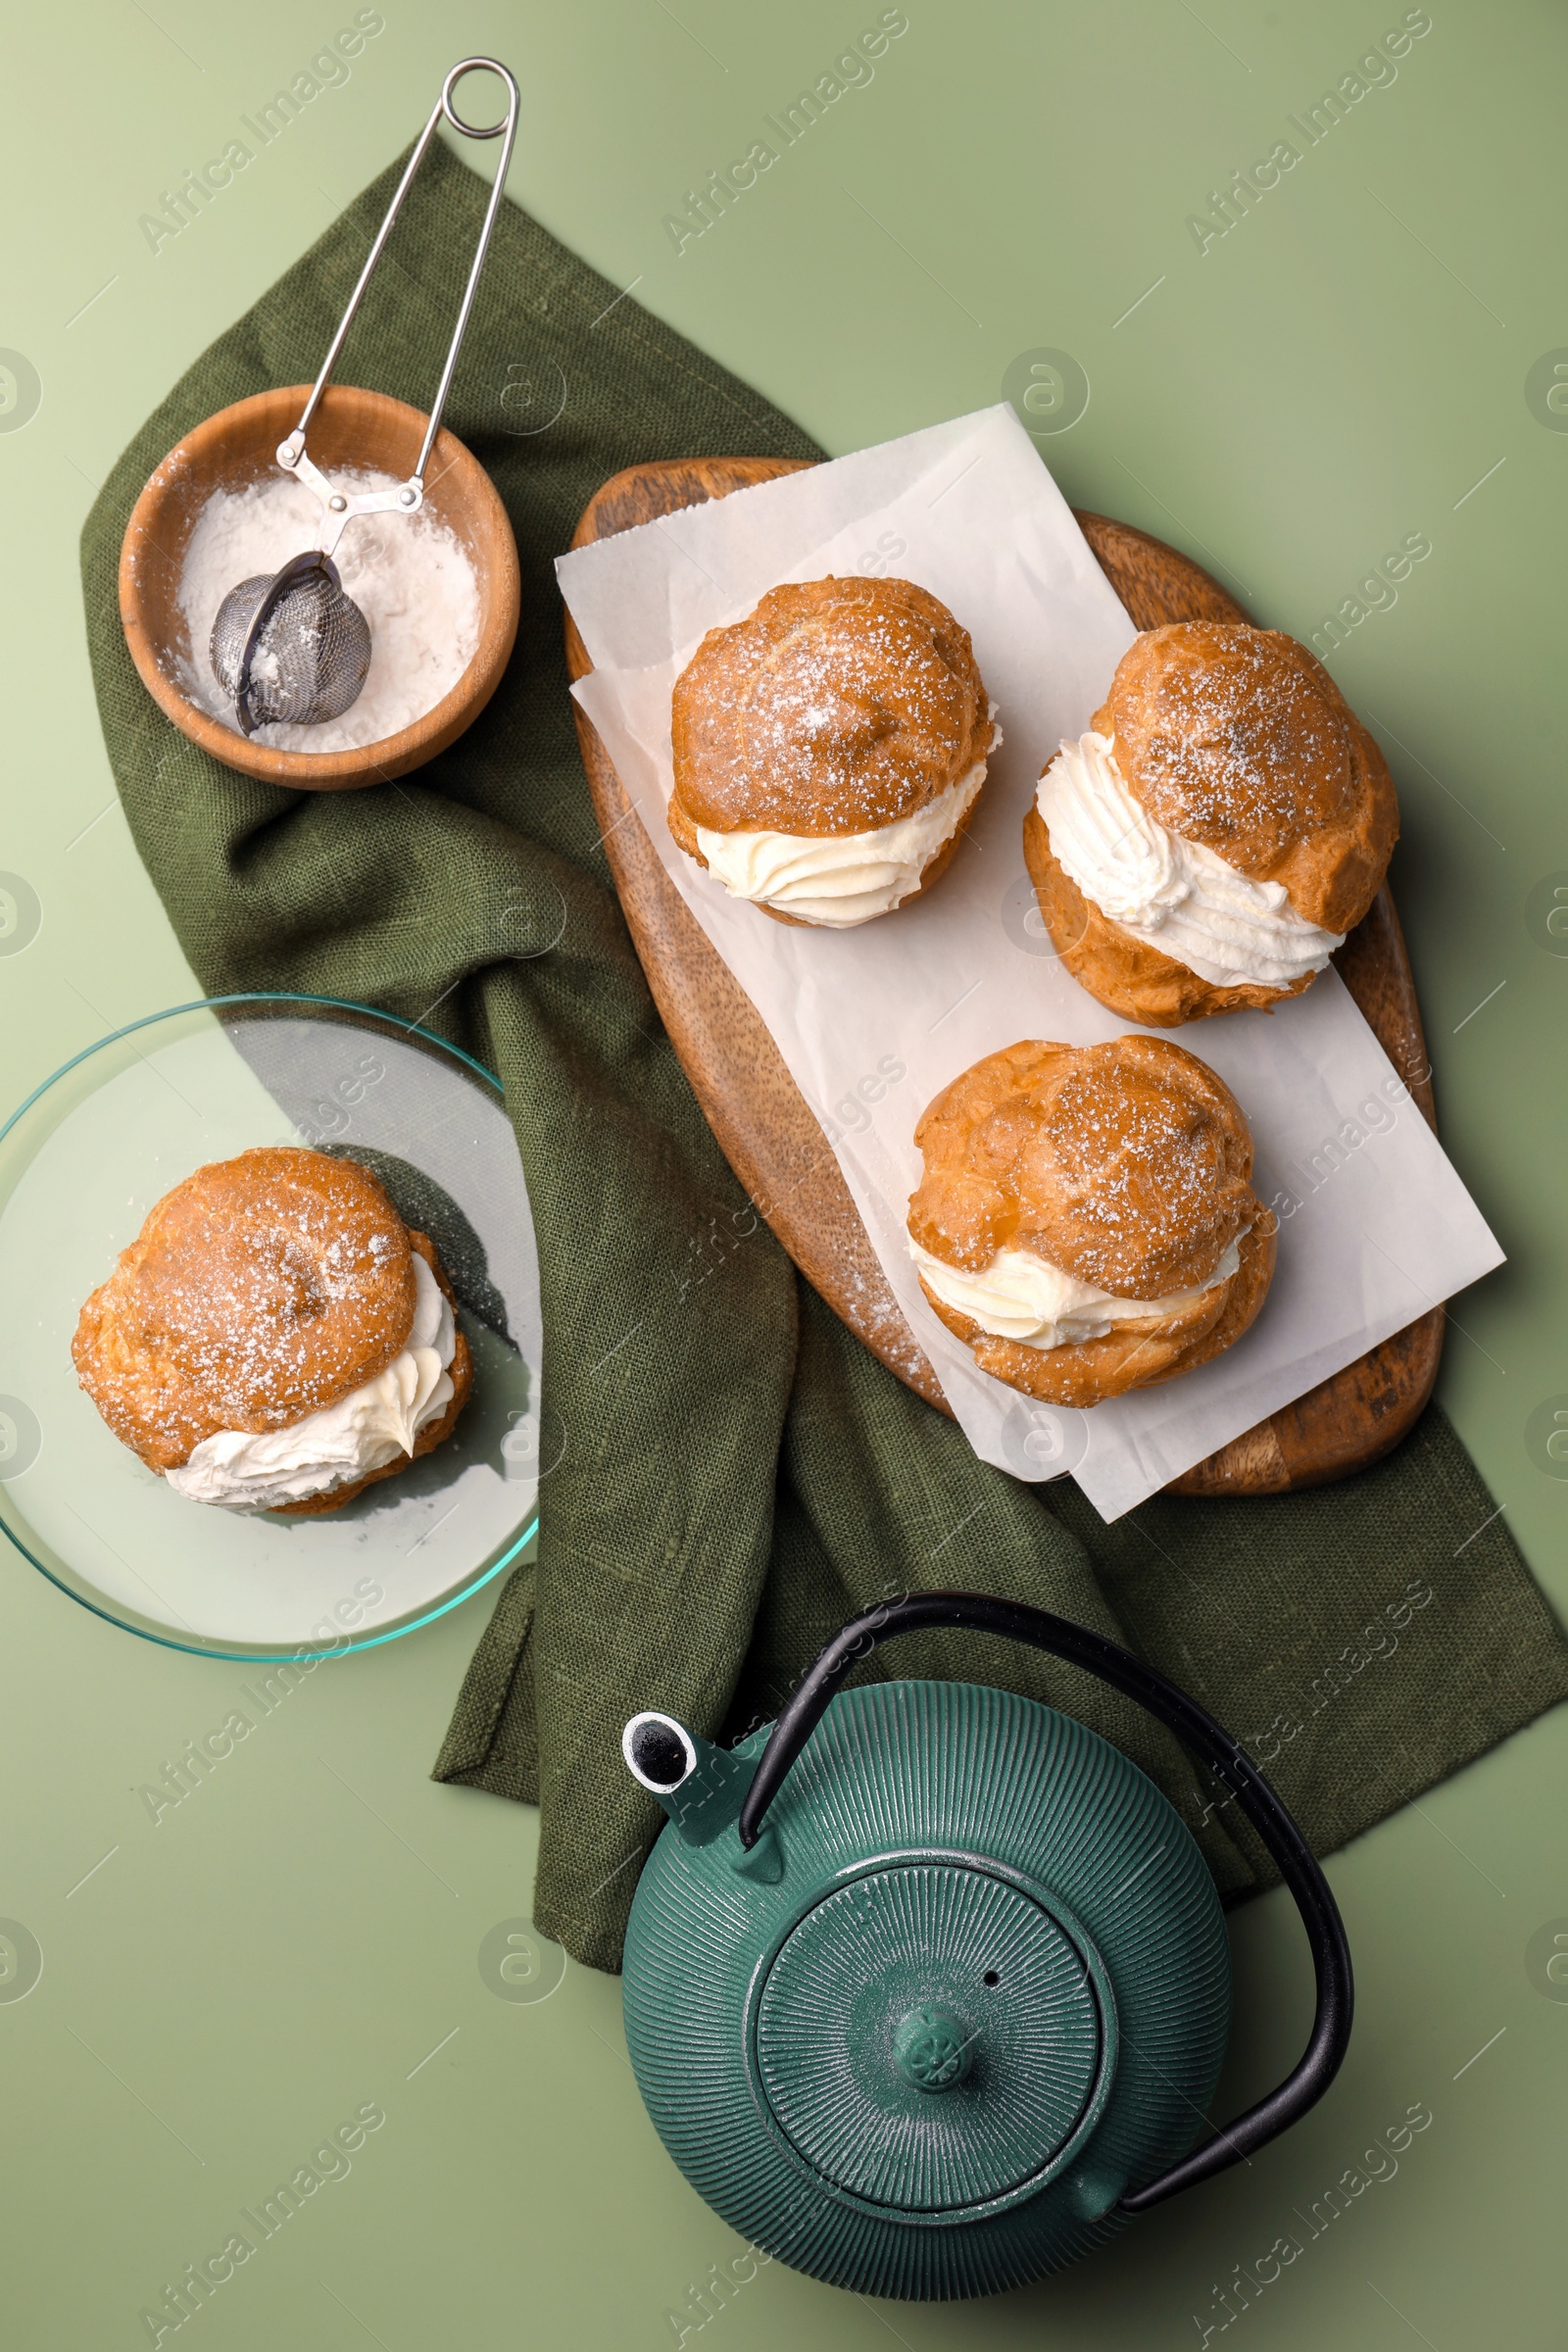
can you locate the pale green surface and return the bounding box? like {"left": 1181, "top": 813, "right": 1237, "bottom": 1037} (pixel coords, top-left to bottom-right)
{"left": 2, "top": 3, "right": 1565, "bottom": 2344}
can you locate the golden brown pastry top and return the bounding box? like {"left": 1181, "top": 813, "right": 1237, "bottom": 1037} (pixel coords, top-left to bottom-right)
{"left": 907, "top": 1035, "right": 1256, "bottom": 1298}
{"left": 670, "top": 574, "right": 992, "bottom": 836}
{"left": 72, "top": 1148, "right": 417, "bottom": 1471}
{"left": 1097, "top": 620, "right": 1397, "bottom": 932}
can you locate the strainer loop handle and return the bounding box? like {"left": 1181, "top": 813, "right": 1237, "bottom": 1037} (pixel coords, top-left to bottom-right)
{"left": 290, "top": 57, "right": 519, "bottom": 482}
{"left": 736, "top": 1589, "right": 1353, "bottom": 2217}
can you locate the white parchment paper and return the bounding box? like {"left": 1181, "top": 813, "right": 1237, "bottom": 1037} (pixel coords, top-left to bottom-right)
{"left": 556, "top": 405, "right": 1501, "bottom": 1520}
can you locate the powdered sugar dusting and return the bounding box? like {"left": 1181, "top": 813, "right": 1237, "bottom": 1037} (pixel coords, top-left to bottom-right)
{"left": 73, "top": 1150, "right": 417, "bottom": 1470}
{"left": 911, "top": 1040, "right": 1252, "bottom": 1302}
{"left": 1106, "top": 621, "right": 1356, "bottom": 853}
{"left": 174, "top": 467, "right": 480, "bottom": 753}
{"left": 743, "top": 601, "right": 974, "bottom": 825}
{"left": 676, "top": 577, "right": 992, "bottom": 835}
{"left": 1036, "top": 1059, "right": 1239, "bottom": 1291}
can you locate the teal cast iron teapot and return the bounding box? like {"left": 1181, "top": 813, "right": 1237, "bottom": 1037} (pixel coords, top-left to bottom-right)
{"left": 619, "top": 1592, "right": 1352, "bottom": 2301}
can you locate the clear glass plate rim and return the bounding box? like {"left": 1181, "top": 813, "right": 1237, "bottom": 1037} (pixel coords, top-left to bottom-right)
{"left": 0, "top": 991, "right": 538, "bottom": 1664}
{"left": 0, "top": 989, "right": 507, "bottom": 1150}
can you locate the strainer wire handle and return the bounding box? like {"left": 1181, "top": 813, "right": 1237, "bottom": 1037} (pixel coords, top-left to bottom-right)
{"left": 291, "top": 57, "right": 520, "bottom": 483}
{"left": 737, "top": 1589, "right": 1353, "bottom": 2217}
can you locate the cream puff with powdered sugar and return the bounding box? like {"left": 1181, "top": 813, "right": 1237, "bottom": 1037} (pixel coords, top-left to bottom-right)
{"left": 668, "top": 575, "right": 997, "bottom": 927}
{"left": 72, "top": 1149, "right": 472, "bottom": 1515}
{"left": 1024, "top": 621, "right": 1397, "bottom": 1024}
{"left": 907, "top": 1036, "right": 1274, "bottom": 1407}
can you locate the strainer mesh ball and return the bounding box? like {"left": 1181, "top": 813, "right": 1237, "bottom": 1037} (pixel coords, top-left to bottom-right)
{"left": 211, "top": 565, "right": 371, "bottom": 730}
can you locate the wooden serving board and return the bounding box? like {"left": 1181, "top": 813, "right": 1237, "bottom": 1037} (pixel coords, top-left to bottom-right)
{"left": 564, "top": 456, "right": 1444, "bottom": 1497}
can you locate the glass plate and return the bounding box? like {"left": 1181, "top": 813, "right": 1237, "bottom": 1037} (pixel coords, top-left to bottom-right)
{"left": 0, "top": 995, "right": 543, "bottom": 1659}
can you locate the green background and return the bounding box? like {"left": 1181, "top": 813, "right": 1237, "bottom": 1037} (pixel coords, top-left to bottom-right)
{"left": 3, "top": 2, "right": 1565, "bottom": 2344}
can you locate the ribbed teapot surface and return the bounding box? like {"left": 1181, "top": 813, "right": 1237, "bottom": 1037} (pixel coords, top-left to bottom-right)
{"left": 621, "top": 1678, "right": 1229, "bottom": 2299}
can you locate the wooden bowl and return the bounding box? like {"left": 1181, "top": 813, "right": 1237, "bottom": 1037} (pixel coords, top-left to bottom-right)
{"left": 118, "top": 384, "right": 520, "bottom": 790}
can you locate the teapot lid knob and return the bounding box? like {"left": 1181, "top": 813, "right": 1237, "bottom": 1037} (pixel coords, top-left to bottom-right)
{"left": 893, "top": 2005, "right": 974, "bottom": 2093}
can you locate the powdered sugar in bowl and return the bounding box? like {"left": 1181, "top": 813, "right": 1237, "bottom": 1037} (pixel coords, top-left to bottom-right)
{"left": 118, "top": 383, "right": 520, "bottom": 789}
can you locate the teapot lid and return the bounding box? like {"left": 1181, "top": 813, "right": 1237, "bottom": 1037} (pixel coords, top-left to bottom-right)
{"left": 749, "top": 1858, "right": 1115, "bottom": 2218}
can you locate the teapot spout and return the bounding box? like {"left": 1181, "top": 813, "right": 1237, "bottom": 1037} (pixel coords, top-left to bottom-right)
{"left": 621, "top": 1712, "right": 753, "bottom": 1848}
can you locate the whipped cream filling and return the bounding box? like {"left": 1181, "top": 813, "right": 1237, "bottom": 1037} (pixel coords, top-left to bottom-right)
{"left": 910, "top": 1233, "right": 1243, "bottom": 1351}
{"left": 165, "top": 1253, "right": 457, "bottom": 1513}
{"left": 1037, "top": 730, "right": 1343, "bottom": 988}
{"left": 694, "top": 718, "right": 999, "bottom": 927}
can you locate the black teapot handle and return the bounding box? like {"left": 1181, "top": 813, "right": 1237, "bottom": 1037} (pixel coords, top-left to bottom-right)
{"left": 737, "top": 1590, "right": 1352, "bottom": 2215}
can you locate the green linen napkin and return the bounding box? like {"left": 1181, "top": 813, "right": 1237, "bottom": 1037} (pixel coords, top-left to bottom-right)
{"left": 80, "top": 138, "right": 1568, "bottom": 1972}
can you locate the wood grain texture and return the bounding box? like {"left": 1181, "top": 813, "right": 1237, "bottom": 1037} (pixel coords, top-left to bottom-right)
{"left": 564, "top": 455, "right": 1443, "bottom": 1497}
{"left": 119, "top": 384, "right": 520, "bottom": 791}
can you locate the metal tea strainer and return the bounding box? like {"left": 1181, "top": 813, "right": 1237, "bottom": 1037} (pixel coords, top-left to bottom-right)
{"left": 212, "top": 56, "right": 520, "bottom": 737}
